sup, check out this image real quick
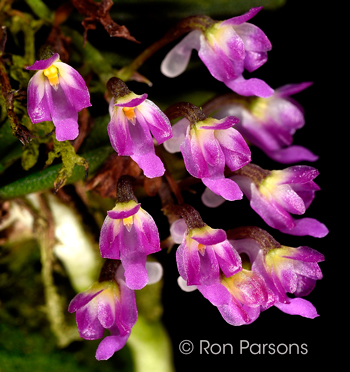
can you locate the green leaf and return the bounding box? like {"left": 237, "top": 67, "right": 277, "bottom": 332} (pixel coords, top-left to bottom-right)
{"left": 7, "top": 12, "right": 43, "bottom": 65}
{"left": 63, "top": 27, "right": 118, "bottom": 85}
{"left": 44, "top": 136, "right": 90, "bottom": 192}
{"left": 9, "top": 55, "right": 31, "bottom": 87}
{"left": 24, "top": 0, "right": 54, "bottom": 23}
{"left": 0, "top": 146, "right": 114, "bottom": 199}
{"left": 20, "top": 121, "right": 55, "bottom": 171}
{"left": 0, "top": 120, "right": 20, "bottom": 158}
{"left": 21, "top": 140, "right": 40, "bottom": 171}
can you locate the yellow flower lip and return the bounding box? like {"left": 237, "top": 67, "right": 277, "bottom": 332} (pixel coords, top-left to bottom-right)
{"left": 123, "top": 106, "right": 136, "bottom": 121}
{"left": 43, "top": 65, "right": 59, "bottom": 88}
{"left": 197, "top": 243, "right": 206, "bottom": 254}
{"left": 123, "top": 215, "right": 134, "bottom": 231}
{"left": 249, "top": 97, "right": 268, "bottom": 120}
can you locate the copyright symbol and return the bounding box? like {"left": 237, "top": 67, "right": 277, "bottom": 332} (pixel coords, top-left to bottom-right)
{"left": 179, "top": 340, "right": 194, "bottom": 354}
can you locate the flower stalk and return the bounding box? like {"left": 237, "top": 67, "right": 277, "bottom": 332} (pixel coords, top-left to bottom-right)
{"left": 117, "top": 15, "right": 215, "bottom": 82}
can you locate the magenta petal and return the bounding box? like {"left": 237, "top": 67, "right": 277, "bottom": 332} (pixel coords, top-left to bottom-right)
{"left": 182, "top": 252, "right": 200, "bottom": 285}
{"left": 190, "top": 228, "right": 227, "bottom": 246}
{"left": 197, "top": 283, "right": 232, "bottom": 306}
{"left": 131, "top": 152, "right": 165, "bottom": 178}
{"left": 99, "top": 217, "right": 121, "bottom": 259}
{"left": 56, "top": 63, "right": 91, "bottom": 112}
{"left": 275, "top": 82, "right": 313, "bottom": 98}
{"left": 217, "top": 24, "right": 245, "bottom": 62}
{"left": 45, "top": 82, "right": 80, "bottom": 141}
{"left": 95, "top": 334, "right": 130, "bottom": 360}
{"left": 180, "top": 129, "right": 210, "bottom": 178}
{"left": 118, "top": 226, "right": 148, "bottom": 290}
{"left": 97, "top": 297, "right": 115, "bottom": 329}
{"left": 183, "top": 243, "right": 201, "bottom": 285}
{"left": 275, "top": 265, "right": 298, "bottom": 294}
{"left": 221, "top": 7, "right": 263, "bottom": 26}
{"left": 176, "top": 234, "right": 224, "bottom": 286}
{"left": 244, "top": 50, "right": 268, "bottom": 72}
{"left": 115, "top": 93, "right": 148, "bottom": 107}
{"left": 198, "top": 35, "right": 239, "bottom": 82}
{"left": 266, "top": 146, "right": 319, "bottom": 163}
{"left": 127, "top": 112, "right": 166, "bottom": 177}
{"left": 214, "top": 240, "right": 242, "bottom": 277}
{"left": 175, "top": 240, "right": 189, "bottom": 281}
{"left": 107, "top": 103, "right": 133, "bottom": 155}
{"left": 252, "top": 251, "right": 288, "bottom": 303}
{"left": 292, "top": 261, "right": 322, "bottom": 281}
{"left": 198, "top": 116, "right": 239, "bottom": 130}
{"left": 55, "top": 117, "right": 79, "bottom": 141}
{"left": 134, "top": 209, "right": 161, "bottom": 255}
{"left": 214, "top": 127, "right": 251, "bottom": 171}
{"left": 138, "top": 99, "right": 172, "bottom": 144}
{"left": 118, "top": 281, "right": 138, "bottom": 332}
{"left": 194, "top": 129, "right": 224, "bottom": 169}
{"left": 233, "top": 22, "right": 271, "bottom": 72}
{"left": 76, "top": 305, "right": 105, "bottom": 340}
{"left": 217, "top": 300, "right": 255, "bottom": 326}
{"left": 195, "top": 246, "right": 220, "bottom": 285}
{"left": 278, "top": 165, "right": 319, "bottom": 184}
{"left": 294, "top": 276, "right": 316, "bottom": 297}
{"left": 279, "top": 217, "right": 329, "bottom": 238}
{"left": 107, "top": 204, "right": 141, "bottom": 219}
{"left": 27, "top": 72, "right": 52, "bottom": 123}
{"left": 202, "top": 176, "right": 243, "bottom": 201}
{"left": 249, "top": 183, "right": 295, "bottom": 229}
{"left": 68, "top": 289, "right": 103, "bottom": 313}
{"left": 225, "top": 75, "right": 274, "bottom": 98}
{"left": 124, "top": 260, "right": 148, "bottom": 290}
{"left": 281, "top": 246, "right": 325, "bottom": 263}
{"left": 26, "top": 53, "right": 60, "bottom": 70}
{"left": 274, "top": 297, "right": 319, "bottom": 319}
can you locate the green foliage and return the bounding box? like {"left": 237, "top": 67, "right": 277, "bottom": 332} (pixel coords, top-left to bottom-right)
{"left": 0, "top": 145, "right": 113, "bottom": 198}
{"left": 21, "top": 120, "right": 54, "bottom": 171}
{"left": 0, "top": 120, "right": 20, "bottom": 159}
{"left": 45, "top": 136, "right": 89, "bottom": 192}
{"left": 24, "top": 0, "right": 54, "bottom": 23}
{"left": 0, "top": 241, "right": 134, "bottom": 372}
{"left": 65, "top": 27, "right": 119, "bottom": 86}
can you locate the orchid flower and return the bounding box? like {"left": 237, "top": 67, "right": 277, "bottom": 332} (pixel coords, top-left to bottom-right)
{"left": 161, "top": 7, "right": 273, "bottom": 98}
{"left": 164, "top": 110, "right": 251, "bottom": 201}
{"left": 230, "top": 229, "right": 324, "bottom": 319}
{"left": 170, "top": 209, "right": 241, "bottom": 287}
{"left": 26, "top": 53, "right": 91, "bottom": 141}
{"left": 212, "top": 82, "right": 318, "bottom": 163}
{"left": 68, "top": 260, "right": 162, "bottom": 360}
{"left": 202, "top": 164, "right": 329, "bottom": 238}
{"left": 177, "top": 268, "right": 274, "bottom": 326}
{"left": 107, "top": 77, "right": 172, "bottom": 178}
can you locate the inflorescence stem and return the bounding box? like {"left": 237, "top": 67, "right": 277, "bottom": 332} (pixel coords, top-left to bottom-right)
{"left": 117, "top": 15, "right": 215, "bottom": 82}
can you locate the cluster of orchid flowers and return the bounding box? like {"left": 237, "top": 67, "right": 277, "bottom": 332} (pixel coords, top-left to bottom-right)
{"left": 25, "top": 7, "right": 327, "bottom": 361}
